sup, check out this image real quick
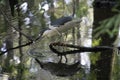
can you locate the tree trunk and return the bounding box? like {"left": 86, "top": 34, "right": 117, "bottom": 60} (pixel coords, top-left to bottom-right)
{"left": 2, "top": 0, "right": 14, "bottom": 74}
{"left": 93, "top": 0, "right": 117, "bottom": 80}
{"left": 16, "top": 6, "right": 25, "bottom": 80}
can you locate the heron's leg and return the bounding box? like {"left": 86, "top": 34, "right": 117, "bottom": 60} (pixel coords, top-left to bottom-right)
{"left": 58, "top": 55, "right": 62, "bottom": 63}
{"left": 64, "top": 55, "right": 68, "bottom": 63}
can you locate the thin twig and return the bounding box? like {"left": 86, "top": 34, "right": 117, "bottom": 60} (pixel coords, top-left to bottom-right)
{"left": 0, "top": 33, "right": 44, "bottom": 56}
{"left": 0, "top": 6, "right": 33, "bottom": 41}
{"left": 0, "top": 6, "right": 45, "bottom": 56}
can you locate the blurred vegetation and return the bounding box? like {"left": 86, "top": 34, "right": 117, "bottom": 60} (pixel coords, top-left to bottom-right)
{"left": 94, "top": 0, "right": 120, "bottom": 38}
{"left": 0, "top": 0, "right": 90, "bottom": 80}
{"left": 1, "top": 0, "right": 120, "bottom": 80}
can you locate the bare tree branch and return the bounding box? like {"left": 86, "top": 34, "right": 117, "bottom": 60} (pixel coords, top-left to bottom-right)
{"left": 0, "top": 6, "right": 33, "bottom": 41}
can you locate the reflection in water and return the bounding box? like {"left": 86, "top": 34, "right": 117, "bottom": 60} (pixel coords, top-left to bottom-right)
{"left": 81, "top": 52, "right": 90, "bottom": 73}
{"left": 80, "top": 10, "right": 93, "bottom": 79}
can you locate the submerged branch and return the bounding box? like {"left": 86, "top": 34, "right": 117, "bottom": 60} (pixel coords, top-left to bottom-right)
{"left": 49, "top": 42, "right": 118, "bottom": 55}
